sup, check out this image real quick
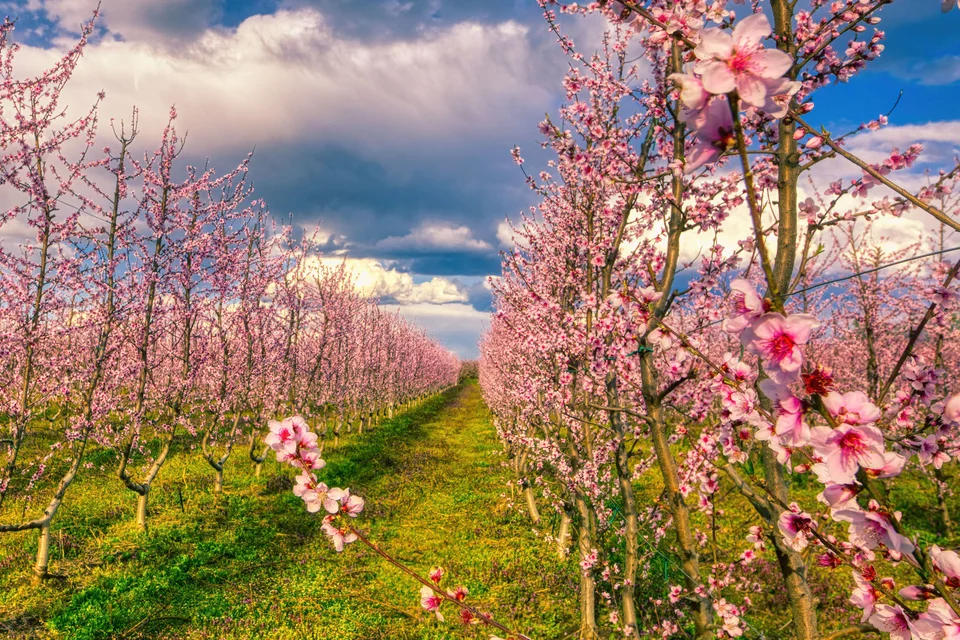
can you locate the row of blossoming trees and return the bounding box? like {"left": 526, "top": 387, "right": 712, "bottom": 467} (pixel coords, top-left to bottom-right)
{"left": 0, "top": 15, "right": 459, "bottom": 584}
{"left": 480, "top": 1, "right": 960, "bottom": 639}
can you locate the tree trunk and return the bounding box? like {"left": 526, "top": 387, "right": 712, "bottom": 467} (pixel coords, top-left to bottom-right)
{"left": 762, "top": 447, "right": 820, "bottom": 640}
{"left": 935, "top": 467, "right": 954, "bottom": 537}
{"left": 575, "top": 495, "right": 599, "bottom": 639}
{"left": 523, "top": 485, "right": 540, "bottom": 524}
{"left": 556, "top": 510, "right": 572, "bottom": 558}
{"left": 641, "top": 356, "right": 712, "bottom": 637}
{"left": 607, "top": 376, "right": 639, "bottom": 635}
{"left": 136, "top": 491, "right": 148, "bottom": 531}
{"left": 33, "top": 523, "right": 51, "bottom": 585}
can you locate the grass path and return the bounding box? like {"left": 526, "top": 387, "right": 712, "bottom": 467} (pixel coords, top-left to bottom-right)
{"left": 0, "top": 382, "right": 576, "bottom": 640}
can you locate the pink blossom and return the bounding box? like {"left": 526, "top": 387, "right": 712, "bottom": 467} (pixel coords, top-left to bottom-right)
{"left": 798, "top": 197, "right": 821, "bottom": 223}
{"left": 778, "top": 506, "right": 816, "bottom": 551}
{"left": 811, "top": 423, "right": 886, "bottom": 485}
{"left": 850, "top": 571, "right": 880, "bottom": 623}
{"left": 265, "top": 417, "right": 302, "bottom": 458}
{"left": 802, "top": 365, "right": 835, "bottom": 395}
{"left": 636, "top": 285, "right": 664, "bottom": 304}
{"left": 429, "top": 566, "right": 444, "bottom": 584}
{"left": 694, "top": 12, "right": 793, "bottom": 108}
{"left": 299, "top": 447, "right": 326, "bottom": 470}
{"left": 722, "top": 278, "right": 765, "bottom": 334}
{"left": 931, "top": 545, "right": 960, "bottom": 581}
{"left": 822, "top": 391, "right": 881, "bottom": 425}
{"left": 321, "top": 515, "right": 358, "bottom": 552}
{"left": 834, "top": 504, "right": 916, "bottom": 555}
{"left": 742, "top": 313, "right": 819, "bottom": 384}
{"left": 725, "top": 388, "right": 761, "bottom": 424}
{"left": 917, "top": 434, "right": 950, "bottom": 469}
{"left": 944, "top": 393, "right": 960, "bottom": 424}
{"left": 746, "top": 525, "right": 765, "bottom": 549}
{"left": 297, "top": 479, "right": 341, "bottom": 514}
{"left": 899, "top": 585, "right": 937, "bottom": 601}
{"left": 685, "top": 99, "right": 735, "bottom": 173}
{"left": 759, "top": 77, "right": 801, "bottom": 119}
{"left": 326, "top": 487, "right": 364, "bottom": 517}
{"left": 869, "top": 604, "right": 918, "bottom": 640}
{"left": 668, "top": 72, "right": 709, "bottom": 121}
{"left": 760, "top": 379, "right": 810, "bottom": 446}
{"left": 420, "top": 585, "right": 445, "bottom": 621}
{"left": 338, "top": 489, "right": 365, "bottom": 517}
{"left": 915, "top": 599, "right": 960, "bottom": 640}
{"left": 864, "top": 452, "right": 908, "bottom": 479}
{"left": 818, "top": 483, "right": 860, "bottom": 509}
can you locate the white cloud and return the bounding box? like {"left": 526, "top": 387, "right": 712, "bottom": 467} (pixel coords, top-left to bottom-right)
{"left": 496, "top": 220, "right": 515, "bottom": 247}
{"left": 9, "top": 8, "right": 555, "bottom": 160}
{"left": 375, "top": 222, "right": 492, "bottom": 253}
{"left": 312, "top": 256, "right": 468, "bottom": 305}
{"left": 384, "top": 302, "right": 490, "bottom": 358}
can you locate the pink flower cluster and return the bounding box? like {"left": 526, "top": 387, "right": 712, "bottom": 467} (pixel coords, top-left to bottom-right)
{"left": 419, "top": 566, "right": 475, "bottom": 625}
{"left": 717, "top": 279, "right": 960, "bottom": 638}
{"left": 668, "top": 12, "right": 798, "bottom": 171}
{"left": 265, "top": 417, "right": 365, "bottom": 552}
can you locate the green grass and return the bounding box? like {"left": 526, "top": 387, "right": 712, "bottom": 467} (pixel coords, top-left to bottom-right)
{"left": 0, "top": 382, "right": 577, "bottom": 640}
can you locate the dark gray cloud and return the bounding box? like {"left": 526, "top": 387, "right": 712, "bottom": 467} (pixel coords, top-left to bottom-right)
{"left": 242, "top": 140, "right": 536, "bottom": 276}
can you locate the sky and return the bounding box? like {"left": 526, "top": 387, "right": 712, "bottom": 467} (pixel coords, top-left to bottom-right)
{"left": 1, "top": 0, "right": 959, "bottom": 358}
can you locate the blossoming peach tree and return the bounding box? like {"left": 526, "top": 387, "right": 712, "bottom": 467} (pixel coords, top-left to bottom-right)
{"left": 480, "top": 1, "right": 960, "bottom": 639}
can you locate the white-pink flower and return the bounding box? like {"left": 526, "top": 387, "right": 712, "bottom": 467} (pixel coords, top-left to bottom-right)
{"left": 850, "top": 571, "right": 880, "bottom": 623}
{"left": 834, "top": 503, "right": 916, "bottom": 556}
{"left": 668, "top": 72, "right": 709, "bottom": 121}
{"left": 338, "top": 489, "right": 365, "bottom": 517}
{"left": 931, "top": 545, "right": 960, "bottom": 581}
{"left": 869, "top": 604, "right": 917, "bottom": 640}
{"left": 822, "top": 391, "right": 881, "bottom": 426}
{"left": 694, "top": 12, "right": 794, "bottom": 108}
{"left": 760, "top": 379, "right": 810, "bottom": 446}
{"left": 818, "top": 483, "right": 860, "bottom": 510}
{"left": 321, "top": 515, "right": 358, "bottom": 552}
{"left": 778, "top": 507, "right": 816, "bottom": 551}
{"left": 722, "top": 278, "right": 765, "bottom": 334}
{"left": 915, "top": 599, "right": 960, "bottom": 640}
{"left": 294, "top": 477, "right": 340, "bottom": 514}
{"left": 684, "top": 98, "right": 735, "bottom": 173}
{"left": 742, "top": 313, "right": 819, "bottom": 384}
{"left": 420, "top": 585, "right": 445, "bottom": 621}
{"left": 864, "top": 451, "right": 908, "bottom": 479}
{"left": 759, "top": 77, "right": 801, "bottom": 118}
{"left": 917, "top": 434, "right": 950, "bottom": 469}
{"left": 299, "top": 447, "right": 326, "bottom": 470}
{"left": 265, "top": 417, "right": 301, "bottom": 459}
{"left": 944, "top": 392, "right": 960, "bottom": 424}
{"left": 810, "top": 423, "right": 886, "bottom": 485}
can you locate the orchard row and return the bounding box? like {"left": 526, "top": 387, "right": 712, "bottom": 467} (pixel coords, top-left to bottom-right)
{"left": 481, "top": 2, "right": 960, "bottom": 640}
{"left": 0, "top": 16, "right": 459, "bottom": 583}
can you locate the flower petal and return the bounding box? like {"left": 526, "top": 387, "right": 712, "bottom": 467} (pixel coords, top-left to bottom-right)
{"left": 732, "top": 12, "right": 773, "bottom": 45}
